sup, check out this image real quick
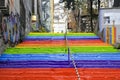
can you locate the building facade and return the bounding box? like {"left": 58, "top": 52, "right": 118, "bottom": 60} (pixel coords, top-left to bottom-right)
{"left": 100, "top": 0, "right": 114, "bottom": 8}
{"left": 53, "top": 0, "right": 67, "bottom": 33}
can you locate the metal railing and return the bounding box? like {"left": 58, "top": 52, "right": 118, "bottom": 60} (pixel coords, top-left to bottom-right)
{"left": 64, "top": 31, "right": 80, "bottom": 80}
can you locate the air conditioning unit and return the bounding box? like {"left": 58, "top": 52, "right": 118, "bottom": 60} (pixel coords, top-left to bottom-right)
{"left": 0, "top": 0, "right": 8, "bottom": 10}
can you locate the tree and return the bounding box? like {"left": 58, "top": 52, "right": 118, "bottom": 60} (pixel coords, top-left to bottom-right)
{"left": 113, "top": 0, "right": 120, "bottom": 7}
{"left": 62, "top": 0, "right": 100, "bottom": 32}
{"left": 62, "top": 0, "right": 86, "bottom": 32}
{"left": 63, "top": 0, "right": 75, "bottom": 10}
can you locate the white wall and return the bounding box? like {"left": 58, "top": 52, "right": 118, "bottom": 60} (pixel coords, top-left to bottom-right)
{"left": 99, "top": 8, "right": 120, "bottom": 43}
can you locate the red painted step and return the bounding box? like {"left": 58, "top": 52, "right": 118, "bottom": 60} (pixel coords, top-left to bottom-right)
{"left": 0, "top": 68, "right": 120, "bottom": 80}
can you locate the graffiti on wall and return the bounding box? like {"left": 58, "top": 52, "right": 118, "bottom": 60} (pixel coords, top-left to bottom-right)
{"left": 1, "top": 12, "right": 21, "bottom": 46}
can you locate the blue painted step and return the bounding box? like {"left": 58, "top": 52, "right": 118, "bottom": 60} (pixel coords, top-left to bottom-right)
{"left": 1, "top": 53, "right": 120, "bottom": 61}
{"left": 24, "top": 36, "right": 100, "bottom": 40}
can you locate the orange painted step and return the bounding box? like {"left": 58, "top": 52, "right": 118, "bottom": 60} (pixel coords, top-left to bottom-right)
{"left": 17, "top": 40, "right": 109, "bottom": 47}
{"left": 17, "top": 43, "right": 110, "bottom": 47}
{"left": 21, "top": 40, "right": 103, "bottom": 44}
{"left": 0, "top": 68, "right": 120, "bottom": 80}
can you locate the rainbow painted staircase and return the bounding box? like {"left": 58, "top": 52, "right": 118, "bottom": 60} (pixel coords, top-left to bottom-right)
{"left": 0, "top": 33, "right": 120, "bottom": 80}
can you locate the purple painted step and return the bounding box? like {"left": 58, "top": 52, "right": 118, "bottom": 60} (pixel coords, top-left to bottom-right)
{"left": 0, "top": 60, "right": 120, "bottom": 68}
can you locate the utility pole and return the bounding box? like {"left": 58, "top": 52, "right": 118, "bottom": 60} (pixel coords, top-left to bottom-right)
{"left": 98, "top": 0, "right": 100, "bottom": 12}
{"left": 90, "top": 0, "right": 93, "bottom": 32}
{"left": 34, "top": 0, "right": 37, "bottom": 15}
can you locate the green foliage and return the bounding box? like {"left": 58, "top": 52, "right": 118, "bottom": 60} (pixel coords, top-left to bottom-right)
{"left": 63, "top": 0, "right": 75, "bottom": 10}
{"left": 62, "top": 0, "right": 88, "bottom": 10}
{"left": 40, "top": 26, "right": 47, "bottom": 32}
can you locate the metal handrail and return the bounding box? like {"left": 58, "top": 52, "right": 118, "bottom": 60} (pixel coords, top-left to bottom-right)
{"left": 64, "top": 31, "right": 80, "bottom": 80}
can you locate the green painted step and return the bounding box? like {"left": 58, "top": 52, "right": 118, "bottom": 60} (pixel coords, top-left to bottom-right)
{"left": 67, "top": 33, "right": 96, "bottom": 36}
{"left": 70, "top": 46, "right": 118, "bottom": 53}
{"left": 28, "top": 33, "right": 96, "bottom": 36}
{"left": 28, "top": 33, "right": 64, "bottom": 36}
{"left": 4, "top": 47, "right": 66, "bottom": 54}
{"left": 4, "top": 46, "right": 118, "bottom": 54}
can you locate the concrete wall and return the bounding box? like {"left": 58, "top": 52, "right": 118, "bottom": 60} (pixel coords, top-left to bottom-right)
{"left": 0, "top": 0, "right": 33, "bottom": 53}
{"left": 0, "top": 11, "right": 5, "bottom": 54}
{"left": 9, "top": 0, "right": 20, "bottom": 14}
{"left": 23, "top": 0, "right": 32, "bottom": 13}
{"left": 40, "top": 0, "right": 51, "bottom": 31}
{"left": 23, "top": 0, "right": 32, "bottom": 34}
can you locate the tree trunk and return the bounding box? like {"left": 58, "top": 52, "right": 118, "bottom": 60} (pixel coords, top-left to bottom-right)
{"left": 113, "top": 0, "right": 120, "bottom": 7}
{"left": 90, "top": 0, "right": 93, "bottom": 32}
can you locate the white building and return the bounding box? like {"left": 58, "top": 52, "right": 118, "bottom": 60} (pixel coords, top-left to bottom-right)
{"left": 39, "top": 0, "right": 67, "bottom": 33}
{"left": 53, "top": 0, "right": 67, "bottom": 33}
{"left": 100, "top": 0, "right": 114, "bottom": 8}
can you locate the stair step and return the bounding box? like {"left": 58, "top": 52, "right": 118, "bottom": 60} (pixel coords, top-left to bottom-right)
{"left": 16, "top": 43, "right": 110, "bottom": 48}
{"left": 1, "top": 32, "right": 120, "bottom": 80}
{"left": 0, "top": 60, "right": 120, "bottom": 68}
{"left": 4, "top": 46, "right": 118, "bottom": 54}
{"left": 21, "top": 40, "right": 104, "bottom": 44}
{"left": 0, "top": 68, "right": 120, "bottom": 80}
{"left": 28, "top": 32, "right": 96, "bottom": 36}
{"left": 1, "top": 53, "right": 120, "bottom": 61}
{"left": 25, "top": 36, "right": 100, "bottom": 41}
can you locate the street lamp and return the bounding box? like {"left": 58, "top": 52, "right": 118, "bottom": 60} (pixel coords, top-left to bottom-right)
{"left": 31, "top": 15, "right": 37, "bottom": 22}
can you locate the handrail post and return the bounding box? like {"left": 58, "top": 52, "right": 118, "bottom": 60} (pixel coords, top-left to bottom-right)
{"left": 68, "top": 47, "right": 70, "bottom": 64}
